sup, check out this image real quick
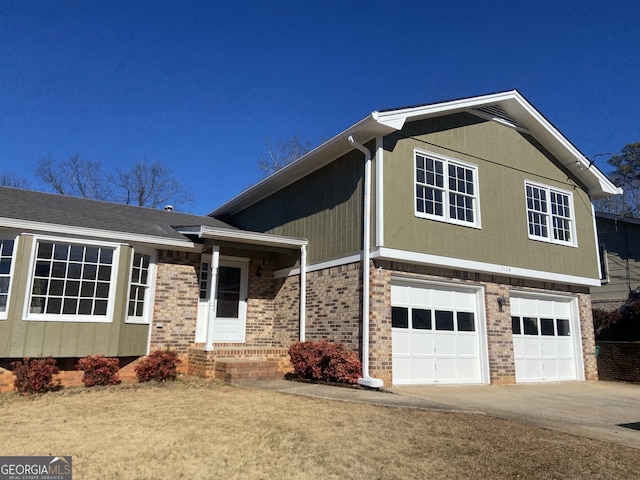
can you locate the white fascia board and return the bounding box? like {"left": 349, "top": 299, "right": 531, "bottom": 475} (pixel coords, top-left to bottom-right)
{"left": 0, "top": 217, "right": 201, "bottom": 250}
{"left": 274, "top": 253, "right": 362, "bottom": 278}
{"left": 210, "top": 114, "right": 402, "bottom": 218}
{"left": 196, "top": 225, "right": 307, "bottom": 249}
{"left": 372, "top": 247, "right": 601, "bottom": 287}
{"left": 509, "top": 92, "right": 621, "bottom": 199}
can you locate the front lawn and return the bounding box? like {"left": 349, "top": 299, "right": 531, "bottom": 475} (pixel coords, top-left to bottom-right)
{"left": 1, "top": 380, "right": 637, "bottom": 479}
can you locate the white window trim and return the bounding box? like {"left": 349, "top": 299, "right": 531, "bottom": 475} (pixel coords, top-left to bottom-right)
{"left": 23, "top": 235, "right": 122, "bottom": 323}
{"left": 0, "top": 235, "right": 18, "bottom": 320}
{"left": 125, "top": 247, "right": 157, "bottom": 325}
{"left": 524, "top": 180, "right": 577, "bottom": 247}
{"left": 414, "top": 149, "right": 481, "bottom": 229}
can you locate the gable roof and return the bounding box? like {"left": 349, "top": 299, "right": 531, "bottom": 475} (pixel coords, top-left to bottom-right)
{"left": 211, "top": 90, "right": 621, "bottom": 218}
{"left": 0, "top": 186, "right": 236, "bottom": 248}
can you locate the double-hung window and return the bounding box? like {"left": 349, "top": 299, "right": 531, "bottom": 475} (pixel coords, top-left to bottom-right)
{"left": 0, "top": 238, "right": 15, "bottom": 318}
{"left": 28, "top": 239, "right": 117, "bottom": 322}
{"left": 127, "top": 251, "right": 153, "bottom": 324}
{"left": 415, "top": 150, "right": 480, "bottom": 227}
{"left": 525, "top": 181, "right": 576, "bottom": 246}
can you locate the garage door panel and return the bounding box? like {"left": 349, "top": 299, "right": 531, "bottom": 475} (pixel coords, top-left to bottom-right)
{"left": 392, "top": 330, "right": 410, "bottom": 355}
{"left": 392, "top": 283, "right": 484, "bottom": 385}
{"left": 410, "top": 332, "right": 432, "bottom": 355}
{"left": 456, "top": 334, "right": 479, "bottom": 355}
{"left": 511, "top": 295, "right": 579, "bottom": 383}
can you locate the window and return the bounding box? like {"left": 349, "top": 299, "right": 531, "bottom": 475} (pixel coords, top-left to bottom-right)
{"left": 525, "top": 182, "right": 575, "bottom": 246}
{"left": 392, "top": 306, "right": 409, "bottom": 328}
{"left": 599, "top": 244, "right": 609, "bottom": 282}
{"left": 127, "top": 252, "right": 151, "bottom": 324}
{"left": 0, "top": 239, "right": 15, "bottom": 317}
{"left": 199, "top": 262, "right": 210, "bottom": 300}
{"left": 513, "top": 315, "right": 571, "bottom": 337}
{"left": 28, "top": 240, "right": 116, "bottom": 321}
{"left": 415, "top": 151, "right": 480, "bottom": 227}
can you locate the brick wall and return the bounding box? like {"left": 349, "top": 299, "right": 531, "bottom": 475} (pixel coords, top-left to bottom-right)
{"left": 483, "top": 283, "right": 517, "bottom": 384}
{"left": 596, "top": 341, "right": 640, "bottom": 382}
{"left": 245, "top": 259, "right": 276, "bottom": 346}
{"left": 578, "top": 293, "right": 598, "bottom": 381}
{"left": 273, "top": 275, "right": 301, "bottom": 347}
{"left": 150, "top": 250, "right": 201, "bottom": 354}
{"left": 303, "top": 262, "right": 362, "bottom": 354}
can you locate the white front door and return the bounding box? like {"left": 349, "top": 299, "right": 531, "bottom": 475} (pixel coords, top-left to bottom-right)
{"left": 391, "top": 282, "right": 487, "bottom": 385}
{"left": 212, "top": 260, "right": 248, "bottom": 342}
{"left": 195, "top": 257, "right": 248, "bottom": 344}
{"left": 510, "top": 294, "right": 582, "bottom": 382}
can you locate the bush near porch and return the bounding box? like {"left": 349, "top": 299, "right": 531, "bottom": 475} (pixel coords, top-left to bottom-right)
{"left": 289, "top": 340, "right": 361, "bottom": 384}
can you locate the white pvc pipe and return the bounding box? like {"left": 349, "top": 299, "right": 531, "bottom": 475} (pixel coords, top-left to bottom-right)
{"left": 348, "top": 135, "right": 384, "bottom": 389}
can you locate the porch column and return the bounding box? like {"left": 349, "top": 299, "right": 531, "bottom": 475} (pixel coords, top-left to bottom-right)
{"left": 205, "top": 245, "right": 220, "bottom": 351}
{"left": 299, "top": 244, "right": 307, "bottom": 341}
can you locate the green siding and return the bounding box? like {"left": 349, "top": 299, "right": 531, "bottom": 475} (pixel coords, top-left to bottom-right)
{"left": 227, "top": 149, "right": 366, "bottom": 264}
{"left": 0, "top": 234, "right": 149, "bottom": 358}
{"left": 591, "top": 217, "right": 640, "bottom": 303}
{"left": 381, "top": 113, "right": 600, "bottom": 280}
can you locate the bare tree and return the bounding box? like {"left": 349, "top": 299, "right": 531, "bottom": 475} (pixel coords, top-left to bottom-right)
{"left": 258, "top": 134, "right": 313, "bottom": 176}
{"left": 594, "top": 142, "right": 640, "bottom": 217}
{"left": 34, "top": 155, "right": 192, "bottom": 210}
{"left": 111, "top": 160, "right": 193, "bottom": 209}
{"left": 35, "top": 155, "right": 109, "bottom": 200}
{"left": 0, "top": 172, "right": 30, "bottom": 189}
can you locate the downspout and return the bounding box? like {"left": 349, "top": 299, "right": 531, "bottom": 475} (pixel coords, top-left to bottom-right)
{"left": 300, "top": 244, "right": 307, "bottom": 341}
{"left": 348, "top": 135, "right": 384, "bottom": 388}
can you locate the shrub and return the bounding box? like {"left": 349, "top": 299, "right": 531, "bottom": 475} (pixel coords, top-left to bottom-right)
{"left": 593, "top": 299, "right": 640, "bottom": 341}
{"left": 11, "top": 357, "right": 61, "bottom": 394}
{"left": 76, "top": 355, "right": 121, "bottom": 387}
{"left": 135, "top": 350, "right": 180, "bottom": 383}
{"left": 289, "top": 340, "right": 362, "bottom": 384}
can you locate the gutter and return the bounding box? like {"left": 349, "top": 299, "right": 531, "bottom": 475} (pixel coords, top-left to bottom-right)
{"left": 348, "top": 135, "right": 384, "bottom": 389}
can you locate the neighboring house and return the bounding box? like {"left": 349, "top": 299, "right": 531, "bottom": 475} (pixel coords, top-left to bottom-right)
{"left": 0, "top": 187, "right": 307, "bottom": 389}
{"left": 213, "top": 90, "right": 621, "bottom": 386}
{"left": 0, "top": 90, "right": 622, "bottom": 391}
{"left": 592, "top": 212, "right": 640, "bottom": 311}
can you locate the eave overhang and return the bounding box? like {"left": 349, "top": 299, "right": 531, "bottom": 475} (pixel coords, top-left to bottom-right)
{"left": 0, "top": 217, "right": 202, "bottom": 251}
{"left": 178, "top": 225, "right": 307, "bottom": 249}
{"left": 212, "top": 90, "right": 620, "bottom": 218}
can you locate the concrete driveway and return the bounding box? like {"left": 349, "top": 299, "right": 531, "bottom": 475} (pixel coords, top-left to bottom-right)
{"left": 392, "top": 381, "right": 640, "bottom": 449}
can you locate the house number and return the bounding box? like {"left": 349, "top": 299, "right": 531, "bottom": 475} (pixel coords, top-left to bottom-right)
{"left": 500, "top": 266, "right": 512, "bottom": 273}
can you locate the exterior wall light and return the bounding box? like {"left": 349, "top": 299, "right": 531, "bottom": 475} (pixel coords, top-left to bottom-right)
{"left": 497, "top": 295, "right": 509, "bottom": 312}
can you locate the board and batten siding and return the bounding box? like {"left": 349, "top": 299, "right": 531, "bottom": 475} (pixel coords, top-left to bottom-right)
{"left": 226, "top": 149, "right": 367, "bottom": 265}
{"left": 591, "top": 216, "right": 640, "bottom": 305}
{"left": 0, "top": 233, "right": 149, "bottom": 358}
{"left": 381, "top": 113, "right": 600, "bottom": 280}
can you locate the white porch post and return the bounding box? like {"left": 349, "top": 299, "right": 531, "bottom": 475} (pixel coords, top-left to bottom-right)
{"left": 204, "top": 245, "right": 220, "bottom": 351}
{"left": 299, "top": 244, "right": 307, "bottom": 341}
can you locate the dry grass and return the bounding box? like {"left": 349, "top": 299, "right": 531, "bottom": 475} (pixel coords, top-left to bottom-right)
{"left": 1, "top": 379, "right": 638, "bottom": 479}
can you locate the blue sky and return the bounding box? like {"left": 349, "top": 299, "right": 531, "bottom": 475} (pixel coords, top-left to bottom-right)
{"left": 1, "top": 0, "right": 638, "bottom": 214}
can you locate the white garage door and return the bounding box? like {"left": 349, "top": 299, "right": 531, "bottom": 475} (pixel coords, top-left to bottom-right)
{"left": 511, "top": 294, "right": 582, "bottom": 382}
{"left": 391, "top": 282, "right": 486, "bottom": 385}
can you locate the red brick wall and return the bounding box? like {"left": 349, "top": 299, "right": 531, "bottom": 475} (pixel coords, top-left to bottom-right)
{"left": 596, "top": 341, "right": 640, "bottom": 382}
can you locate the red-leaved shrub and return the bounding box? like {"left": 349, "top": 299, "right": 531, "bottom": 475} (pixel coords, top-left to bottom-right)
{"left": 76, "top": 355, "right": 121, "bottom": 387}
{"left": 289, "top": 340, "right": 361, "bottom": 384}
{"left": 11, "top": 357, "right": 61, "bottom": 394}
{"left": 135, "top": 350, "right": 180, "bottom": 383}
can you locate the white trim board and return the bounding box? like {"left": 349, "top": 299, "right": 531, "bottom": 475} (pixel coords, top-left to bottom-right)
{"left": 372, "top": 247, "right": 601, "bottom": 287}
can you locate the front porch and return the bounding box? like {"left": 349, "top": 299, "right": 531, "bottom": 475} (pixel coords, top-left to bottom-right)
{"left": 186, "top": 346, "right": 291, "bottom": 383}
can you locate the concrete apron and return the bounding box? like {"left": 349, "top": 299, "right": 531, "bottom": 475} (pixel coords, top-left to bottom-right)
{"left": 392, "top": 381, "right": 640, "bottom": 450}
